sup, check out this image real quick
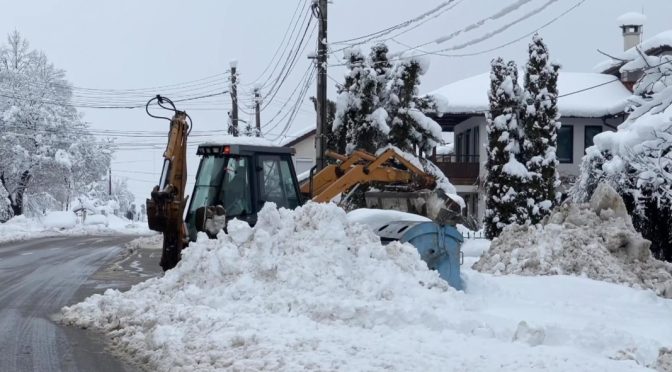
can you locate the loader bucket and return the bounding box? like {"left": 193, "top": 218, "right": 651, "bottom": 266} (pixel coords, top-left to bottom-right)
{"left": 375, "top": 221, "right": 463, "bottom": 290}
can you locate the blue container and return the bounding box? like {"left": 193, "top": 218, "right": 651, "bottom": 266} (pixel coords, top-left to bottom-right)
{"left": 374, "top": 221, "right": 463, "bottom": 290}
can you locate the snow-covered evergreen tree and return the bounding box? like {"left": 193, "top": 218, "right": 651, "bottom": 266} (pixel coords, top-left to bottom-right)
{"left": 484, "top": 58, "right": 529, "bottom": 239}
{"left": 333, "top": 48, "right": 388, "bottom": 154}
{"left": 570, "top": 51, "right": 672, "bottom": 261}
{"left": 520, "top": 34, "right": 560, "bottom": 223}
{"left": 386, "top": 54, "right": 442, "bottom": 155}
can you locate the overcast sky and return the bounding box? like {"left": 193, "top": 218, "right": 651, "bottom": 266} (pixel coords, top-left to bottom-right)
{"left": 2, "top": 0, "right": 671, "bottom": 202}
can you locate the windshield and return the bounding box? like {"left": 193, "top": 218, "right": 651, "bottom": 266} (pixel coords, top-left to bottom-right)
{"left": 186, "top": 156, "right": 252, "bottom": 239}
{"left": 258, "top": 154, "right": 300, "bottom": 210}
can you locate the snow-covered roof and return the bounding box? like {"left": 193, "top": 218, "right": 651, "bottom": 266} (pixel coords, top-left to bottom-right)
{"left": 279, "top": 125, "right": 316, "bottom": 147}
{"left": 616, "top": 12, "right": 647, "bottom": 26}
{"left": 428, "top": 72, "right": 631, "bottom": 118}
{"left": 594, "top": 30, "right": 672, "bottom": 73}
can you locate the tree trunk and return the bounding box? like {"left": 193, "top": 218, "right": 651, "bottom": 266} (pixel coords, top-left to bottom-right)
{"left": 10, "top": 171, "right": 32, "bottom": 216}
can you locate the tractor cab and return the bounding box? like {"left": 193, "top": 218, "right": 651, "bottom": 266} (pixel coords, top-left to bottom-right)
{"left": 186, "top": 143, "right": 303, "bottom": 241}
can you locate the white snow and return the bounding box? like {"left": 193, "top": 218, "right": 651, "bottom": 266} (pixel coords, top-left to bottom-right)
{"left": 428, "top": 72, "right": 631, "bottom": 117}
{"left": 594, "top": 30, "right": 672, "bottom": 73}
{"left": 617, "top": 12, "right": 647, "bottom": 26}
{"left": 346, "top": 208, "right": 430, "bottom": 230}
{"left": 43, "top": 211, "right": 77, "bottom": 229}
{"left": 54, "top": 149, "right": 72, "bottom": 168}
{"left": 0, "top": 212, "right": 152, "bottom": 245}
{"left": 474, "top": 184, "right": 672, "bottom": 299}
{"left": 83, "top": 214, "right": 109, "bottom": 226}
{"left": 199, "top": 135, "right": 275, "bottom": 148}
{"left": 502, "top": 157, "right": 531, "bottom": 178}
{"left": 435, "top": 143, "right": 454, "bottom": 155}
{"left": 369, "top": 107, "right": 391, "bottom": 135}
{"left": 61, "top": 202, "right": 672, "bottom": 371}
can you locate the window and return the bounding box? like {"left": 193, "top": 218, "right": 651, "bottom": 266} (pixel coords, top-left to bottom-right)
{"left": 584, "top": 125, "right": 602, "bottom": 150}
{"left": 456, "top": 134, "right": 463, "bottom": 161}
{"left": 557, "top": 125, "right": 573, "bottom": 163}
{"left": 473, "top": 126, "right": 479, "bottom": 161}
{"left": 258, "top": 155, "right": 301, "bottom": 210}
{"left": 465, "top": 129, "right": 471, "bottom": 157}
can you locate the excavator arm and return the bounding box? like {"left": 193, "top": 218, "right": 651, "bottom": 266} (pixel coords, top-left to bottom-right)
{"left": 300, "top": 148, "right": 463, "bottom": 224}
{"left": 145, "top": 96, "right": 190, "bottom": 271}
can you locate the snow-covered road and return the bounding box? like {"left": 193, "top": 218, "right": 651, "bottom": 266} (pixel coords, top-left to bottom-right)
{"left": 0, "top": 235, "right": 153, "bottom": 372}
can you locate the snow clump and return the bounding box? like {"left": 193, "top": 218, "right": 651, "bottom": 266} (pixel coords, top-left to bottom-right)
{"left": 473, "top": 183, "right": 672, "bottom": 298}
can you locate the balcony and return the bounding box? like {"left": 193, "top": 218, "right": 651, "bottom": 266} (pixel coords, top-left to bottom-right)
{"left": 433, "top": 154, "right": 480, "bottom": 185}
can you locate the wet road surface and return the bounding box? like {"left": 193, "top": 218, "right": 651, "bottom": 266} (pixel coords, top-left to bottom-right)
{"left": 0, "top": 235, "right": 161, "bottom": 372}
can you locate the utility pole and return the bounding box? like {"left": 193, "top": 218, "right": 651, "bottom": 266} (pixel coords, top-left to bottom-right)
{"left": 108, "top": 167, "right": 112, "bottom": 196}
{"left": 314, "top": 0, "right": 328, "bottom": 171}
{"left": 254, "top": 86, "right": 261, "bottom": 137}
{"left": 229, "top": 60, "right": 239, "bottom": 136}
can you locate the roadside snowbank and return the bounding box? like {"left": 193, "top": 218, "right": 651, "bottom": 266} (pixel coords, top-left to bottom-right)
{"left": 474, "top": 184, "right": 672, "bottom": 298}
{"left": 62, "top": 202, "right": 672, "bottom": 371}
{"left": 0, "top": 213, "right": 151, "bottom": 245}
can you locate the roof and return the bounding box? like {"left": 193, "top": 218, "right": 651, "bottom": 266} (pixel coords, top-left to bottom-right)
{"left": 280, "top": 125, "right": 316, "bottom": 147}
{"left": 428, "top": 71, "right": 632, "bottom": 118}
{"left": 197, "top": 142, "right": 294, "bottom": 156}
{"left": 594, "top": 30, "right": 672, "bottom": 74}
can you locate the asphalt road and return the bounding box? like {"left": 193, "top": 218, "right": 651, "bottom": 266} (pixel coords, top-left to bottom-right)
{"left": 0, "top": 235, "right": 161, "bottom": 372}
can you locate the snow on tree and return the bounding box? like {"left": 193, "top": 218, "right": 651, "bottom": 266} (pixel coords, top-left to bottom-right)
{"left": 386, "top": 52, "right": 442, "bottom": 156}
{"left": 570, "top": 52, "right": 672, "bottom": 262}
{"left": 0, "top": 178, "right": 11, "bottom": 222}
{"left": 0, "top": 31, "right": 115, "bottom": 217}
{"left": 520, "top": 34, "right": 560, "bottom": 223}
{"left": 484, "top": 58, "right": 529, "bottom": 239}
{"left": 333, "top": 48, "right": 389, "bottom": 154}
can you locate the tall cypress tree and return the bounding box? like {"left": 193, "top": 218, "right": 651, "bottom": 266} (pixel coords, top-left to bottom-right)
{"left": 333, "top": 48, "right": 387, "bottom": 154}
{"left": 484, "top": 58, "right": 529, "bottom": 239}
{"left": 386, "top": 56, "right": 442, "bottom": 155}
{"left": 520, "top": 34, "right": 560, "bottom": 223}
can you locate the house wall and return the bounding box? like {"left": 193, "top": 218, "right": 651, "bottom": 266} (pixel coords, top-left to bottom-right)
{"left": 289, "top": 133, "right": 316, "bottom": 174}
{"left": 451, "top": 115, "right": 625, "bottom": 225}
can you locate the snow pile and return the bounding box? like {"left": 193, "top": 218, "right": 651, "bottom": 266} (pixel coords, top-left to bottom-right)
{"left": 62, "top": 202, "right": 456, "bottom": 371}
{"left": 42, "top": 211, "right": 77, "bottom": 229}
{"left": 473, "top": 184, "right": 672, "bottom": 298}
{"left": 0, "top": 212, "right": 151, "bottom": 245}
{"left": 61, "top": 202, "right": 672, "bottom": 371}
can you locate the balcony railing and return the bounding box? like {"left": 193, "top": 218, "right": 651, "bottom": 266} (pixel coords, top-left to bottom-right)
{"left": 433, "top": 154, "right": 480, "bottom": 185}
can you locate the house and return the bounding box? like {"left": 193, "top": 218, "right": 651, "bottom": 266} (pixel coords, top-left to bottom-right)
{"left": 427, "top": 71, "right": 631, "bottom": 222}
{"left": 280, "top": 126, "right": 316, "bottom": 175}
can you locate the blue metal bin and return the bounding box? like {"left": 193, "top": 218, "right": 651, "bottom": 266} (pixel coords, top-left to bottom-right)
{"left": 374, "top": 221, "right": 463, "bottom": 290}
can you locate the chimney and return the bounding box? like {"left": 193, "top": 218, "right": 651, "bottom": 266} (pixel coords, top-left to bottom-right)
{"left": 617, "top": 12, "right": 646, "bottom": 51}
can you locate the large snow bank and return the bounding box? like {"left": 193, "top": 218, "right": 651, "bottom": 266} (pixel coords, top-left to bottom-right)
{"left": 0, "top": 212, "right": 151, "bottom": 245}
{"left": 474, "top": 184, "right": 672, "bottom": 298}
{"left": 43, "top": 211, "right": 77, "bottom": 229}
{"left": 61, "top": 203, "right": 672, "bottom": 371}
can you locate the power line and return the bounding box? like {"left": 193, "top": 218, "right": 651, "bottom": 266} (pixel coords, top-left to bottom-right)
{"left": 261, "top": 9, "right": 315, "bottom": 110}
{"left": 244, "top": 0, "right": 307, "bottom": 87}
{"left": 390, "top": 0, "right": 585, "bottom": 59}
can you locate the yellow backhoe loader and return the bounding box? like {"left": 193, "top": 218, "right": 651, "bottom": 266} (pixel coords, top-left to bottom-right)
{"left": 145, "top": 97, "right": 464, "bottom": 288}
